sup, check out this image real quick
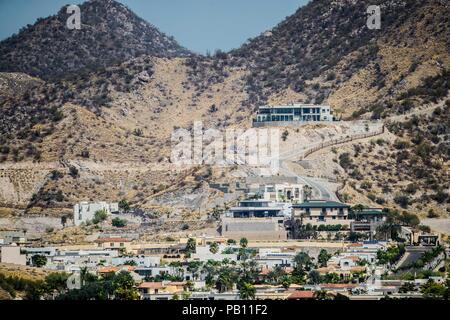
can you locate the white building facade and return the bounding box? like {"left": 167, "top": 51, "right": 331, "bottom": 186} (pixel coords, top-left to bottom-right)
{"left": 73, "top": 202, "right": 119, "bottom": 226}
{"left": 263, "top": 183, "right": 303, "bottom": 203}
{"left": 254, "top": 104, "right": 333, "bottom": 123}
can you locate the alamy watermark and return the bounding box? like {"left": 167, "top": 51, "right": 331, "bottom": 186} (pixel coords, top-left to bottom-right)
{"left": 171, "top": 122, "right": 280, "bottom": 176}
{"left": 66, "top": 4, "right": 81, "bottom": 30}
{"left": 367, "top": 5, "right": 381, "bottom": 30}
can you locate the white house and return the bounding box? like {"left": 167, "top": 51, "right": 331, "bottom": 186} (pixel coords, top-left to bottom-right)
{"left": 191, "top": 245, "right": 238, "bottom": 263}
{"left": 263, "top": 183, "right": 304, "bottom": 203}
{"left": 73, "top": 201, "right": 119, "bottom": 226}
{"left": 112, "top": 256, "right": 160, "bottom": 268}
{"left": 254, "top": 104, "right": 333, "bottom": 123}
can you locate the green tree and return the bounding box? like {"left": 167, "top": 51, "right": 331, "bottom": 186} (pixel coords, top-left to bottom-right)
{"left": 118, "top": 199, "right": 130, "bottom": 212}
{"left": 281, "top": 275, "right": 292, "bottom": 289}
{"left": 239, "top": 237, "right": 248, "bottom": 248}
{"left": 112, "top": 271, "right": 139, "bottom": 300}
{"left": 420, "top": 279, "right": 446, "bottom": 299}
{"left": 303, "top": 185, "right": 313, "bottom": 201}
{"left": 317, "top": 249, "right": 331, "bottom": 267}
{"left": 216, "top": 268, "right": 234, "bottom": 293}
{"left": 350, "top": 204, "right": 366, "bottom": 220}
{"left": 209, "top": 242, "right": 219, "bottom": 254}
{"left": 239, "top": 282, "right": 256, "bottom": 300}
{"left": 31, "top": 255, "right": 47, "bottom": 268}
{"left": 44, "top": 273, "right": 69, "bottom": 296}
{"left": 187, "top": 261, "right": 203, "bottom": 281}
{"left": 293, "top": 252, "right": 313, "bottom": 282}
{"left": 92, "top": 209, "right": 108, "bottom": 224}
{"left": 24, "top": 281, "right": 45, "bottom": 300}
{"left": 308, "top": 270, "right": 321, "bottom": 284}
{"left": 112, "top": 217, "right": 127, "bottom": 228}
{"left": 186, "top": 238, "right": 196, "bottom": 254}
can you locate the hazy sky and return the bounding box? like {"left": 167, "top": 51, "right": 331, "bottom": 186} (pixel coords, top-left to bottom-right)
{"left": 0, "top": 0, "right": 308, "bottom": 54}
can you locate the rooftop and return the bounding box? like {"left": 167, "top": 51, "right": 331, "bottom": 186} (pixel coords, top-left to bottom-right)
{"left": 287, "top": 290, "right": 315, "bottom": 299}
{"left": 94, "top": 237, "right": 131, "bottom": 243}
{"left": 352, "top": 208, "right": 385, "bottom": 215}
{"left": 320, "top": 283, "right": 358, "bottom": 289}
{"left": 260, "top": 104, "right": 330, "bottom": 109}
{"left": 293, "top": 200, "right": 350, "bottom": 209}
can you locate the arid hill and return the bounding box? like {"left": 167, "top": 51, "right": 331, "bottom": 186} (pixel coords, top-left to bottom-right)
{"left": 0, "top": 0, "right": 448, "bottom": 219}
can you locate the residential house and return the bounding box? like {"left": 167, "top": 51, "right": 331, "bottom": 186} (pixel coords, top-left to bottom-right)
{"left": 0, "top": 229, "right": 27, "bottom": 245}
{"left": 292, "top": 200, "right": 351, "bottom": 225}
{"left": 94, "top": 237, "right": 132, "bottom": 252}
{"left": 73, "top": 201, "right": 119, "bottom": 226}
{"left": 254, "top": 104, "right": 333, "bottom": 124}
{"left": 262, "top": 183, "right": 304, "bottom": 203}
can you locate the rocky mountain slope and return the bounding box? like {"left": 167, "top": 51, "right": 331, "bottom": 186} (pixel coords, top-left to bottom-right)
{"left": 0, "top": 0, "right": 448, "bottom": 219}
{"left": 0, "top": 0, "right": 190, "bottom": 81}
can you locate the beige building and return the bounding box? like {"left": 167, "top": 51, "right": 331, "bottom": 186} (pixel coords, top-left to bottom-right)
{"left": 0, "top": 245, "right": 27, "bottom": 265}
{"left": 292, "top": 200, "right": 350, "bottom": 225}
{"left": 221, "top": 217, "right": 288, "bottom": 241}
{"left": 94, "top": 237, "right": 132, "bottom": 252}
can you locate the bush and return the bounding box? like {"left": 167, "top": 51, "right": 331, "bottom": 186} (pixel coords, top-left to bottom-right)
{"left": 92, "top": 209, "right": 108, "bottom": 224}
{"left": 112, "top": 217, "right": 127, "bottom": 228}
{"left": 50, "top": 170, "right": 63, "bottom": 180}
{"left": 404, "top": 183, "right": 418, "bottom": 194}
{"left": 31, "top": 255, "right": 47, "bottom": 268}
{"left": 80, "top": 149, "right": 90, "bottom": 158}
{"left": 431, "top": 189, "right": 448, "bottom": 203}
{"left": 339, "top": 153, "right": 353, "bottom": 170}
{"left": 394, "top": 194, "right": 410, "bottom": 208}
{"left": 133, "top": 128, "right": 143, "bottom": 137}
{"left": 427, "top": 209, "right": 438, "bottom": 218}
{"left": 68, "top": 166, "right": 79, "bottom": 178}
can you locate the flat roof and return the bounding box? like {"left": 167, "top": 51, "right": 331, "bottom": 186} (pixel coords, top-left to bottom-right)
{"left": 293, "top": 200, "right": 350, "bottom": 209}
{"left": 260, "top": 104, "right": 330, "bottom": 108}
{"left": 353, "top": 209, "right": 386, "bottom": 215}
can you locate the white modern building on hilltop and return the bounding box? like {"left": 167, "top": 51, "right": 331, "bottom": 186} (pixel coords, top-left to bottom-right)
{"left": 73, "top": 202, "right": 119, "bottom": 226}
{"left": 262, "top": 183, "right": 304, "bottom": 203}
{"left": 254, "top": 104, "right": 333, "bottom": 123}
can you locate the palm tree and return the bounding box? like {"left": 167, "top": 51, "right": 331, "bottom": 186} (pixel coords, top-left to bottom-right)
{"left": 351, "top": 204, "right": 366, "bottom": 221}
{"left": 186, "top": 238, "right": 196, "bottom": 254}
{"left": 239, "top": 282, "right": 256, "bottom": 300}
{"left": 209, "top": 242, "right": 219, "bottom": 254}
{"left": 240, "top": 259, "right": 259, "bottom": 284}
{"left": 187, "top": 261, "right": 203, "bottom": 281}
{"left": 303, "top": 185, "right": 313, "bottom": 201}
{"left": 80, "top": 266, "right": 89, "bottom": 287}
{"left": 202, "top": 260, "right": 220, "bottom": 286}
{"left": 240, "top": 237, "right": 248, "bottom": 248}
{"left": 267, "top": 266, "right": 285, "bottom": 284}
{"left": 216, "top": 269, "right": 234, "bottom": 293}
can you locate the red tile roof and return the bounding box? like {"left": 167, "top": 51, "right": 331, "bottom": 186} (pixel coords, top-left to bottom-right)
{"left": 98, "top": 267, "right": 118, "bottom": 273}
{"left": 139, "top": 282, "right": 164, "bottom": 289}
{"left": 287, "top": 291, "right": 315, "bottom": 299}
{"left": 94, "top": 237, "right": 131, "bottom": 243}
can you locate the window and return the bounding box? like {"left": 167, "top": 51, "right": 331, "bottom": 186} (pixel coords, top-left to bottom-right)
{"left": 110, "top": 243, "right": 114, "bottom": 247}
{"left": 120, "top": 243, "right": 124, "bottom": 247}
